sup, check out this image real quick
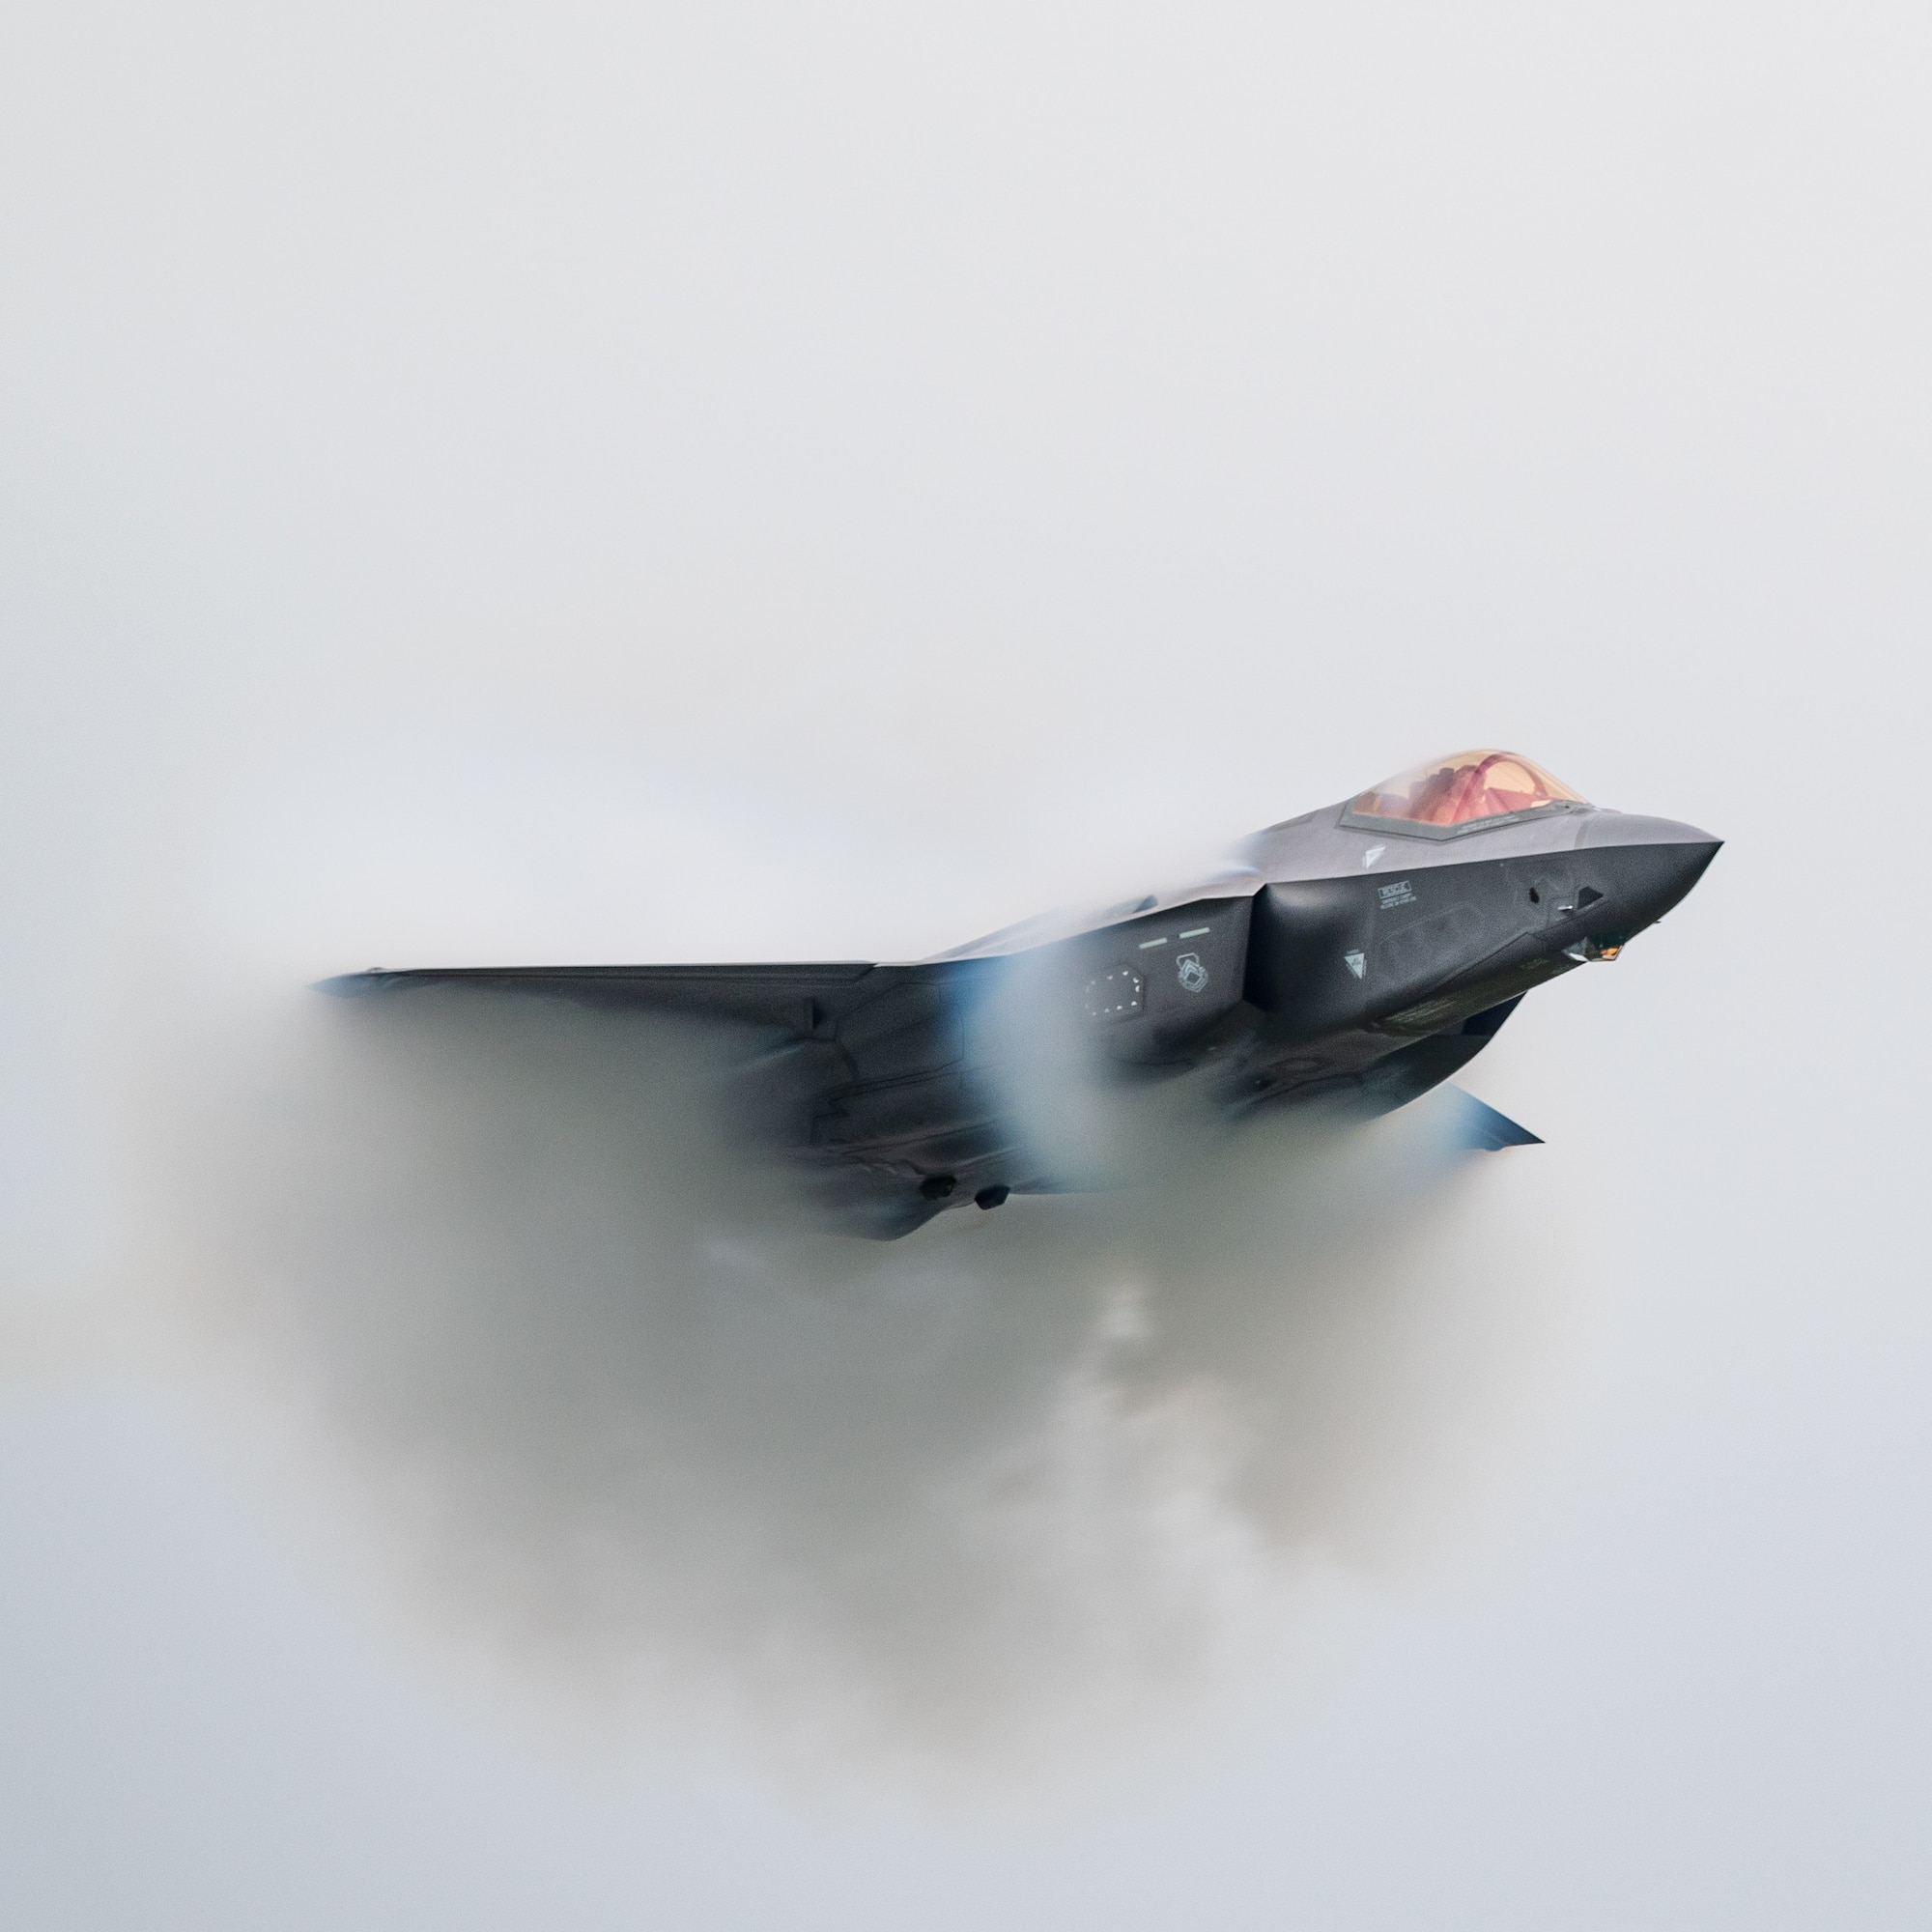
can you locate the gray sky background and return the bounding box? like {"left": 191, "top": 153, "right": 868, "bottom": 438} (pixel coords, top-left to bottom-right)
{"left": 1, "top": 4, "right": 1926, "bottom": 1926}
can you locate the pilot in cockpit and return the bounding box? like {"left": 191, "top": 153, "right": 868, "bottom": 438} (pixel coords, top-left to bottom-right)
{"left": 1350, "top": 750, "right": 1587, "bottom": 829}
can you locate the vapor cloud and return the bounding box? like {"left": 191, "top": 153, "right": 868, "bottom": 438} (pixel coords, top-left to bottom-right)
{"left": 148, "top": 984, "right": 1569, "bottom": 1767}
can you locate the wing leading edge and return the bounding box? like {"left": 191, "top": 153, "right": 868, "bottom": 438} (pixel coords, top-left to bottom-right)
{"left": 314, "top": 961, "right": 924, "bottom": 1036}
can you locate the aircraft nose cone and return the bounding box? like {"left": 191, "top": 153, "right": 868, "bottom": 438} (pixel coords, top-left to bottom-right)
{"left": 1576, "top": 812, "right": 1722, "bottom": 930}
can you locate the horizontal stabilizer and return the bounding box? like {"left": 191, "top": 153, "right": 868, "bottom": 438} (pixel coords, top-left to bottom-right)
{"left": 1444, "top": 1086, "right": 1543, "bottom": 1151}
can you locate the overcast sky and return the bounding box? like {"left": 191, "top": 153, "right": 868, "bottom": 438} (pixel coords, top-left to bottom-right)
{"left": 2, "top": 4, "right": 1927, "bottom": 1926}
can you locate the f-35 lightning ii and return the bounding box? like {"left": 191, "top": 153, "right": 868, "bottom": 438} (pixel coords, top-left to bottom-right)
{"left": 322, "top": 750, "right": 1720, "bottom": 1237}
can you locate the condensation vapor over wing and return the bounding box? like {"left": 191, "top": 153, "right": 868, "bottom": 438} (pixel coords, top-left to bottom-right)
{"left": 146, "top": 979, "right": 1573, "bottom": 1766}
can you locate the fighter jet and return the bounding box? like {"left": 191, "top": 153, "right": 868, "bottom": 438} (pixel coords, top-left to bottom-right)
{"left": 322, "top": 750, "right": 1719, "bottom": 1237}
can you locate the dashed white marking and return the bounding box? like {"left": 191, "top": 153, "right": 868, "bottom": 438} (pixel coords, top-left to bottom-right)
{"left": 1138, "top": 937, "right": 1168, "bottom": 949}
{"left": 1179, "top": 926, "right": 1210, "bottom": 938}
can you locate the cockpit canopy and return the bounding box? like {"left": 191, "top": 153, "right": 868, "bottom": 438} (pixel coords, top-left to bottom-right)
{"left": 1350, "top": 750, "right": 1587, "bottom": 828}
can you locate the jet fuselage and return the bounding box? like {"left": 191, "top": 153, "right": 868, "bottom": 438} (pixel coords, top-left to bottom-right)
{"left": 323, "top": 753, "right": 1720, "bottom": 1237}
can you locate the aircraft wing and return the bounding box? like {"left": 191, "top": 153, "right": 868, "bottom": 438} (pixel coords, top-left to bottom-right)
{"left": 315, "top": 957, "right": 1002, "bottom": 1238}
{"left": 313, "top": 961, "right": 952, "bottom": 1036}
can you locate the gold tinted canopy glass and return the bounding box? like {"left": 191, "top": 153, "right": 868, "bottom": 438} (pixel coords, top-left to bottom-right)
{"left": 1351, "top": 750, "right": 1588, "bottom": 827}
